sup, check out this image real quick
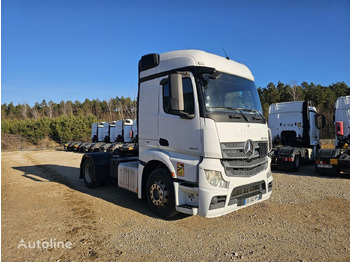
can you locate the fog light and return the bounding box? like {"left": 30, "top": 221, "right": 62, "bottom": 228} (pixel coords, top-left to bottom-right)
{"left": 209, "top": 195, "right": 227, "bottom": 210}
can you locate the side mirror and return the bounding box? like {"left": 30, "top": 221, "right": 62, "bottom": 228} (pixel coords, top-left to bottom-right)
{"left": 169, "top": 74, "right": 184, "bottom": 111}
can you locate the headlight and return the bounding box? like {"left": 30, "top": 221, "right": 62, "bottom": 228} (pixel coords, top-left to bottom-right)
{"left": 204, "top": 170, "right": 229, "bottom": 189}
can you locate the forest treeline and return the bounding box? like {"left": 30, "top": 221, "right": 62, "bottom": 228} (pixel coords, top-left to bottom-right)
{"left": 1, "top": 97, "right": 137, "bottom": 144}
{"left": 1, "top": 81, "right": 349, "bottom": 144}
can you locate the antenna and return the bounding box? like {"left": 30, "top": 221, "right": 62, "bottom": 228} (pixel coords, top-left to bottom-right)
{"left": 221, "top": 47, "right": 230, "bottom": 60}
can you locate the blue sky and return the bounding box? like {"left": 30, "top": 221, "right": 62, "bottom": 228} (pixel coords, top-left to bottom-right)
{"left": 2, "top": 0, "right": 350, "bottom": 106}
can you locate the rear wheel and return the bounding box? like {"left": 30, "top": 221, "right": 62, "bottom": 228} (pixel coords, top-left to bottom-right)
{"left": 83, "top": 158, "right": 99, "bottom": 188}
{"left": 293, "top": 154, "right": 301, "bottom": 172}
{"left": 146, "top": 168, "right": 177, "bottom": 219}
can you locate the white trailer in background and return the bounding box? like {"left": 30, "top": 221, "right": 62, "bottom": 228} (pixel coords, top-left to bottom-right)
{"left": 268, "top": 101, "right": 325, "bottom": 171}
{"left": 80, "top": 50, "right": 273, "bottom": 218}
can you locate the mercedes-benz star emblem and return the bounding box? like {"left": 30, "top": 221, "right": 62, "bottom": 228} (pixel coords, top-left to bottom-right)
{"left": 244, "top": 140, "right": 254, "bottom": 157}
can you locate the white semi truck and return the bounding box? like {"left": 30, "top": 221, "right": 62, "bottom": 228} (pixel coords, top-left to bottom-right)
{"left": 122, "top": 119, "right": 134, "bottom": 143}
{"left": 108, "top": 119, "right": 134, "bottom": 143}
{"left": 91, "top": 122, "right": 105, "bottom": 142}
{"left": 268, "top": 101, "right": 325, "bottom": 171}
{"left": 80, "top": 50, "right": 273, "bottom": 218}
{"left": 316, "top": 96, "right": 350, "bottom": 175}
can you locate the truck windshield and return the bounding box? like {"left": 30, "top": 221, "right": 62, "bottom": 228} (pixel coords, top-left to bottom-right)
{"left": 198, "top": 72, "right": 263, "bottom": 116}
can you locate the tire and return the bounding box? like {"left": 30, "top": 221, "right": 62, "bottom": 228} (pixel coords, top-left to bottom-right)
{"left": 303, "top": 149, "right": 310, "bottom": 164}
{"left": 82, "top": 158, "right": 99, "bottom": 188}
{"left": 293, "top": 154, "right": 301, "bottom": 172}
{"left": 146, "top": 168, "right": 177, "bottom": 219}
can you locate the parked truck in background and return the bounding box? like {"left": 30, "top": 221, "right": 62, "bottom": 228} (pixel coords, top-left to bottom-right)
{"left": 268, "top": 101, "right": 325, "bottom": 171}
{"left": 108, "top": 119, "right": 135, "bottom": 143}
{"left": 80, "top": 50, "right": 273, "bottom": 218}
{"left": 109, "top": 121, "right": 121, "bottom": 142}
{"left": 91, "top": 122, "right": 105, "bottom": 142}
{"left": 122, "top": 119, "right": 134, "bottom": 143}
{"left": 316, "top": 96, "right": 350, "bottom": 175}
{"left": 103, "top": 121, "right": 113, "bottom": 142}
{"left": 66, "top": 119, "right": 137, "bottom": 153}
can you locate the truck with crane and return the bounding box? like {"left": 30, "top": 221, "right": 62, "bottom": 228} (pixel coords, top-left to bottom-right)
{"left": 315, "top": 96, "right": 350, "bottom": 175}
{"left": 268, "top": 101, "right": 325, "bottom": 171}
{"left": 79, "top": 50, "right": 273, "bottom": 218}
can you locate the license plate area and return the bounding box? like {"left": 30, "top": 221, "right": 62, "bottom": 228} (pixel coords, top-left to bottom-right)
{"left": 244, "top": 194, "right": 260, "bottom": 205}
{"left": 317, "top": 164, "right": 333, "bottom": 168}
{"left": 235, "top": 192, "right": 262, "bottom": 206}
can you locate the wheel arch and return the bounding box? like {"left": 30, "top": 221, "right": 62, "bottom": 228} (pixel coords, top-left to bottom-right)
{"left": 139, "top": 149, "right": 177, "bottom": 199}
{"left": 141, "top": 160, "right": 171, "bottom": 199}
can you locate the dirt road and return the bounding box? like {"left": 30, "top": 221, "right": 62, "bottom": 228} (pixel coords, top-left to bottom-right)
{"left": 2, "top": 150, "right": 350, "bottom": 261}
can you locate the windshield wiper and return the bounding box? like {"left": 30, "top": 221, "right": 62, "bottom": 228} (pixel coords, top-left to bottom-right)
{"left": 207, "top": 107, "right": 249, "bottom": 122}
{"left": 240, "top": 109, "right": 266, "bottom": 123}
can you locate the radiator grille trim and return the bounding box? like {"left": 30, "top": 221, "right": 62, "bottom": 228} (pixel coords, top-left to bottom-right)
{"left": 221, "top": 141, "right": 268, "bottom": 177}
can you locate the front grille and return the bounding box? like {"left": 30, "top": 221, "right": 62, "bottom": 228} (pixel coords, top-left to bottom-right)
{"left": 221, "top": 141, "right": 268, "bottom": 159}
{"left": 223, "top": 160, "right": 268, "bottom": 177}
{"left": 231, "top": 180, "right": 266, "bottom": 198}
{"left": 221, "top": 141, "right": 268, "bottom": 177}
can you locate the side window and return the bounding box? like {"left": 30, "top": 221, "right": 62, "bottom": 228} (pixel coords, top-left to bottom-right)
{"left": 163, "top": 82, "right": 171, "bottom": 114}
{"left": 163, "top": 77, "right": 194, "bottom": 116}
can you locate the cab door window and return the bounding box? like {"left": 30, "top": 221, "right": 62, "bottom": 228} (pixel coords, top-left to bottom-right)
{"left": 163, "top": 77, "right": 194, "bottom": 116}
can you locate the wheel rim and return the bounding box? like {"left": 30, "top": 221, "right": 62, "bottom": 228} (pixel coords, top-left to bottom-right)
{"left": 85, "top": 163, "right": 93, "bottom": 183}
{"left": 149, "top": 179, "right": 168, "bottom": 207}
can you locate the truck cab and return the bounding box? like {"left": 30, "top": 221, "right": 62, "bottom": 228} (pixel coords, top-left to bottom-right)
{"left": 316, "top": 96, "right": 350, "bottom": 175}
{"left": 137, "top": 50, "right": 272, "bottom": 217}
{"left": 335, "top": 96, "right": 350, "bottom": 147}
{"left": 81, "top": 50, "right": 273, "bottom": 218}
{"left": 268, "top": 101, "right": 325, "bottom": 171}
{"left": 91, "top": 122, "right": 106, "bottom": 142}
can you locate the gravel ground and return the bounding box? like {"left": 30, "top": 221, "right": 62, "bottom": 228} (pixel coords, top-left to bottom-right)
{"left": 2, "top": 150, "right": 350, "bottom": 262}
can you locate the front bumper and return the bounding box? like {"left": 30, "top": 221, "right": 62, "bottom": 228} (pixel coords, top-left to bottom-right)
{"left": 198, "top": 158, "right": 273, "bottom": 218}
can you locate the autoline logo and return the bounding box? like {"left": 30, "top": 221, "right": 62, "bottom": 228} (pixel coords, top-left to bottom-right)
{"left": 18, "top": 239, "right": 73, "bottom": 249}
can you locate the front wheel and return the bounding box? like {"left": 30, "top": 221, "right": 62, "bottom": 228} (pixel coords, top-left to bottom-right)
{"left": 146, "top": 168, "right": 177, "bottom": 219}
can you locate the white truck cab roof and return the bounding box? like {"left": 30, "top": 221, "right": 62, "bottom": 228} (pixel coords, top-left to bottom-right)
{"left": 139, "top": 49, "right": 254, "bottom": 81}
